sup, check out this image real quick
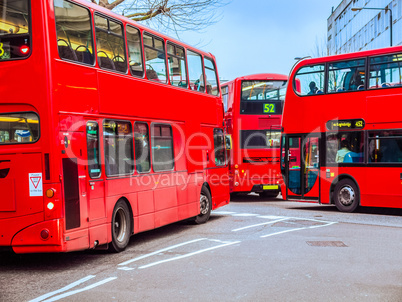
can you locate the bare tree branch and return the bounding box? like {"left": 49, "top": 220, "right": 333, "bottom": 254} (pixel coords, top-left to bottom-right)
{"left": 90, "top": 0, "right": 229, "bottom": 37}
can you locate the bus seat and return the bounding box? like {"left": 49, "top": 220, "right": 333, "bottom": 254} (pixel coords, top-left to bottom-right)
{"left": 58, "top": 45, "right": 78, "bottom": 61}
{"left": 76, "top": 50, "right": 93, "bottom": 65}
{"left": 343, "top": 152, "right": 362, "bottom": 163}
{"left": 343, "top": 152, "right": 353, "bottom": 163}
{"left": 114, "top": 61, "right": 127, "bottom": 73}
{"left": 98, "top": 56, "right": 116, "bottom": 70}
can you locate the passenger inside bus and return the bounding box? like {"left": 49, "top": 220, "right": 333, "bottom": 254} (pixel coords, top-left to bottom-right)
{"left": 350, "top": 74, "right": 364, "bottom": 91}
{"left": 146, "top": 68, "right": 159, "bottom": 81}
{"left": 194, "top": 75, "right": 205, "bottom": 92}
{"left": 335, "top": 140, "right": 351, "bottom": 163}
{"left": 308, "top": 81, "right": 318, "bottom": 95}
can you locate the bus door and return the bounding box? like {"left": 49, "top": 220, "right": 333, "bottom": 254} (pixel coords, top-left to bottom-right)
{"left": 60, "top": 130, "right": 89, "bottom": 248}
{"left": 85, "top": 121, "right": 107, "bottom": 247}
{"left": 285, "top": 135, "right": 320, "bottom": 200}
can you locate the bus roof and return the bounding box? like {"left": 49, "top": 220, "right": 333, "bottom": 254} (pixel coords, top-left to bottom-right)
{"left": 222, "top": 73, "right": 288, "bottom": 86}
{"left": 292, "top": 45, "right": 402, "bottom": 74}
{"left": 72, "top": 0, "right": 216, "bottom": 59}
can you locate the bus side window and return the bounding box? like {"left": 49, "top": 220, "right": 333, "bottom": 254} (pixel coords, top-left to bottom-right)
{"left": 143, "top": 34, "right": 167, "bottom": 83}
{"left": 95, "top": 15, "right": 127, "bottom": 73}
{"left": 328, "top": 59, "right": 365, "bottom": 93}
{"left": 126, "top": 25, "right": 144, "bottom": 77}
{"left": 152, "top": 125, "right": 174, "bottom": 171}
{"left": 86, "top": 121, "right": 101, "bottom": 178}
{"left": 54, "top": 0, "right": 94, "bottom": 65}
{"left": 214, "top": 128, "right": 225, "bottom": 166}
{"left": 134, "top": 122, "right": 150, "bottom": 173}
{"left": 368, "top": 130, "right": 402, "bottom": 163}
{"left": 187, "top": 50, "right": 204, "bottom": 92}
{"left": 222, "top": 86, "right": 229, "bottom": 112}
{"left": 104, "top": 120, "right": 133, "bottom": 176}
{"left": 369, "top": 54, "right": 402, "bottom": 89}
{"left": 167, "top": 43, "right": 187, "bottom": 88}
{"left": 204, "top": 57, "right": 219, "bottom": 96}
{"left": 294, "top": 65, "right": 325, "bottom": 96}
{"left": 326, "top": 132, "right": 364, "bottom": 164}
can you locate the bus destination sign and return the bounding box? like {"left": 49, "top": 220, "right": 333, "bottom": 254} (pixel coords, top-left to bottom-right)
{"left": 326, "top": 119, "right": 365, "bottom": 130}
{"left": 263, "top": 103, "right": 275, "bottom": 114}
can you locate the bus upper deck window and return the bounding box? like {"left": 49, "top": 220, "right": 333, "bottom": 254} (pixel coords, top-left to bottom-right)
{"left": 167, "top": 43, "right": 187, "bottom": 88}
{"left": 55, "top": 0, "right": 94, "bottom": 65}
{"left": 0, "top": 112, "right": 39, "bottom": 144}
{"left": 204, "top": 57, "right": 219, "bottom": 96}
{"left": 328, "top": 59, "right": 366, "bottom": 93}
{"left": 0, "top": 0, "right": 31, "bottom": 60}
{"left": 369, "top": 54, "right": 402, "bottom": 89}
{"left": 294, "top": 65, "right": 325, "bottom": 96}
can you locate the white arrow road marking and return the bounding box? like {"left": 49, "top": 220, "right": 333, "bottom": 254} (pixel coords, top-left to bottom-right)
{"left": 29, "top": 275, "right": 96, "bottom": 302}
{"left": 41, "top": 277, "right": 117, "bottom": 302}
{"left": 118, "top": 238, "right": 207, "bottom": 266}
{"left": 138, "top": 240, "right": 241, "bottom": 269}
{"left": 232, "top": 218, "right": 289, "bottom": 232}
{"left": 261, "top": 221, "right": 337, "bottom": 238}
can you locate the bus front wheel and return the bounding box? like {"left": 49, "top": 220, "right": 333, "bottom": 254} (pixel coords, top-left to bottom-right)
{"left": 109, "top": 200, "right": 131, "bottom": 252}
{"left": 193, "top": 186, "right": 212, "bottom": 224}
{"left": 333, "top": 179, "right": 359, "bottom": 213}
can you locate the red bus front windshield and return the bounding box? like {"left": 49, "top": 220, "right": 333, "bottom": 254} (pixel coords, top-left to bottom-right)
{"left": 0, "top": 0, "right": 31, "bottom": 60}
{"left": 240, "top": 80, "right": 286, "bottom": 115}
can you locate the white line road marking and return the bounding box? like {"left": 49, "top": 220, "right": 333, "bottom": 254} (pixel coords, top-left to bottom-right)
{"left": 118, "top": 238, "right": 207, "bottom": 266}
{"left": 212, "top": 211, "right": 237, "bottom": 215}
{"left": 257, "top": 215, "right": 285, "bottom": 219}
{"left": 41, "top": 277, "right": 117, "bottom": 302}
{"left": 29, "top": 275, "right": 96, "bottom": 302}
{"left": 138, "top": 240, "right": 241, "bottom": 269}
{"left": 117, "top": 266, "right": 135, "bottom": 271}
{"left": 231, "top": 213, "right": 259, "bottom": 217}
{"left": 260, "top": 222, "right": 337, "bottom": 238}
{"left": 232, "top": 218, "right": 289, "bottom": 232}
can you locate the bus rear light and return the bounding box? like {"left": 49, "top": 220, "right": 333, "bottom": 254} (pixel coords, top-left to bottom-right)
{"left": 47, "top": 202, "right": 55, "bottom": 210}
{"left": 40, "top": 229, "right": 50, "bottom": 240}
{"left": 20, "top": 45, "right": 30, "bottom": 54}
{"left": 46, "top": 188, "right": 55, "bottom": 198}
{"left": 235, "top": 182, "right": 239, "bottom": 186}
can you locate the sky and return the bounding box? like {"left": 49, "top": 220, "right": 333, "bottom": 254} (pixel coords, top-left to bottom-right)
{"left": 177, "top": 0, "right": 342, "bottom": 81}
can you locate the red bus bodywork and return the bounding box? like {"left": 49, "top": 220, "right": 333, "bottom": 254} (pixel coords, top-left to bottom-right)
{"left": 281, "top": 45, "right": 402, "bottom": 212}
{"left": 222, "top": 74, "right": 287, "bottom": 197}
{"left": 0, "top": 0, "right": 229, "bottom": 253}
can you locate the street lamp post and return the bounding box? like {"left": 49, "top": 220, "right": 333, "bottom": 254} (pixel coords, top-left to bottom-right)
{"left": 351, "top": 6, "right": 393, "bottom": 46}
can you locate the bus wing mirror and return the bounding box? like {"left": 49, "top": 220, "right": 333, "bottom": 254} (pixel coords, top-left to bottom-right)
{"left": 225, "top": 134, "right": 232, "bottom": 150}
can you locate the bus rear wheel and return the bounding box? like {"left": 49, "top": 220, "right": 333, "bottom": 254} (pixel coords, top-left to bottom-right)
{"left": 109, "top": 200, "right": 131, "bottom": 252}
{"left": 333, "top": 179, "right": 359, "bottom": 213}
{"left": 193, "top": 186, "right": 212, "bottom": 224}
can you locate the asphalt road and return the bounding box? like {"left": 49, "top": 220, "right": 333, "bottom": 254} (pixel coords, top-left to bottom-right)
{"left": 1, "top": 195, "right": 401, "bottom": 302}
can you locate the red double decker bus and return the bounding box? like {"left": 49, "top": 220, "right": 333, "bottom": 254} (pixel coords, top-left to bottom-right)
{"left": 0, "top": 0, "right": 229, "bottom": 253}
{"left": 222, "top": 74, "right": 287, "bottom": 198}
{"left": 281, "top": 45, "right": 402, "bottom": 212}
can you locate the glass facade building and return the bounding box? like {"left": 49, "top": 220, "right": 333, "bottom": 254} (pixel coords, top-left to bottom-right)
{"left": 328, "top": 0, "right": 402, "bottom": 55}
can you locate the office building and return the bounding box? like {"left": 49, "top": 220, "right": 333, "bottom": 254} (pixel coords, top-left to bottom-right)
{"left": 328, "top": 0, "right": 402, "bottom": 55}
